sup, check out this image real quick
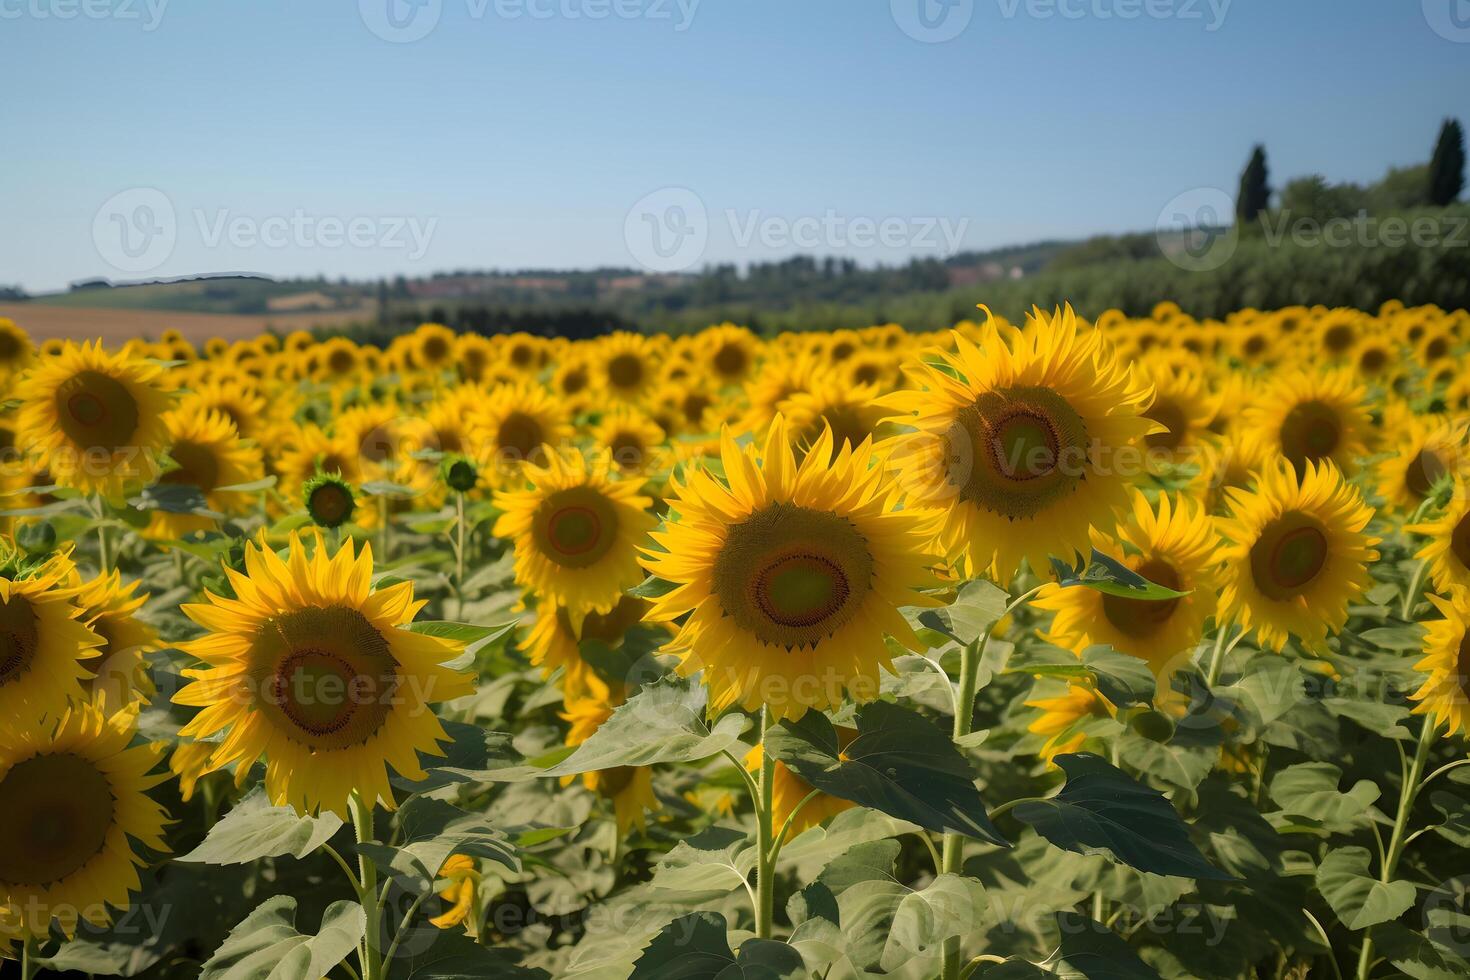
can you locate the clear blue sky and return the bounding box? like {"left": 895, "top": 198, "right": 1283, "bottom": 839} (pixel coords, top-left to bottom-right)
{"left": 2, "top": 0, "right": 1466, "bottom": 292}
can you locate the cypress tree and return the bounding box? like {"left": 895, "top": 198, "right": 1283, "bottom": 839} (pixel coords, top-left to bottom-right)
{"left": 1236, "top": 145, "right": 1271, "bottom": 224}
{"left": 1428, "top": 118, "right": 1466, "bottom": 206}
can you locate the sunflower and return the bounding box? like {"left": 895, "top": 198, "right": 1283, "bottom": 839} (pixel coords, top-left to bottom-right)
{"left": 1136, "top": 358, "right": 1217, "bottom": 470}
{"left": 592, "top": 405, "right": 666, "bottom": 478}
{"left": 641, "top": 417, "right": 943, "bottom": 721}
{"left": 493, "top": 450, "right": 654, "bottom": 617}
{"left": 1243, "top": 368, "right": 1372, "bottom": 477}
{"left": 1035, "top": 491, "right": 1220, "bottom": 671}
{"left": 699, "top": 324, "right": 760, "bottom": 387}
{"left": 882, "top": 306, "right": 1157, "bottom": 579}
{"left": 744, "top": 732, "right": 856, "bottom": 836}
{"left": 276, "top": 423, "right": 363, "bottom": 492}
{"left": 739, "top": 350, "right": 821, "bottom": 434}
{"left": 1025, "top": 682, "right": 1112, "bottom": 766}
{"left": 467, "top": 382, "right": 574, "bottom": 481}
{"left": 597, "top": 332, "right": 660, "bottom": 402}
{"left": 1217, "top": 461, "right": 1378, "bottom": 652}
{"left": 184, "top": 377, "right": 269, "bottom": 440}
{"left": 312, "top": 337, "right": 362, "bottom": 384}
{"left": 1409, "top": 591, "right": 1470, "bottom": 738}
{"left": 430, "top": 854, "right": 482, "bottom": 931}
{"left": 1377, "top": 416, "right": 1468, "bottom": 515}
{"left": 413, "top": 323, "right": 457, "bottom": 375}
{"left": 67, "top": 571, "right": 158, "bottom": 709}
{"left": 336, "top": 402, "right": 411, "bottom": 478}
{"left": 0, "top": 704, "right": 170, "bottom": 940}
{"left": 1408, "top": 487, "right": 1470, "bottom": 595}
{"left": 0, "top": 553, "right": 103, "bottom": 723}
{"left": 0, "top": 318, "right": 35, "bottom": 377}
{"left": 172, "top": 530, "right": 474, "bottom": 817}
{"left": 14, "top": 341, "right": 172, "bottom": 497}
{"left": 779, "top": 376, "right": 888, "bottom": 464}
{"left": 561, "top": 693, "right": 659, "bottom": 834}
{"left": 148, "top": 407, "right": 264, "bottom": 541}
{"left": 454, "top": 333, "right": 496, "bottom": 384}
{"left": 523, "top": 596, "right": 649, "bottom": 703}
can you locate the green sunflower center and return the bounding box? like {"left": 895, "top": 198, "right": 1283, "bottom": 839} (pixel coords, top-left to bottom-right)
{"left": 607, "top": 354, "right": 644, "bottom": 390}
{"left": 0, "top": 753, "right": 115, "bottom": 887}
{"left": 160, "top": 439, "right": 222, "bottom": 493}
{"left": 1279, "top": 400, "right": 1341, "bottom": 469}
{"left": 251, "top": 606, "right": 399, "bottom": 751}
{"left": 713, "top": 504, "right": 875, "bottom": 649}
{"left": 497, "top": 412, "right": 545, "bottom": 460}
{"left": 1250, "top": 515, "right": 1330, "bottom": 601}
{"left": 948, "top": 385, "right": 1090, "bottom": 520}
{"left": 0, "top": 595, "right": 39, "bottom": 687}
{"left": 55, "top": 370, "right": 141, "bottom": 453}
{"left": 1101, "top": 559, "right": 1183, "bottom": 638}
{"left": 534, "top": 488, "right": 619, "bottom": 569}
{"left": 308, "top": 482, "right": 356, "bottom": 528}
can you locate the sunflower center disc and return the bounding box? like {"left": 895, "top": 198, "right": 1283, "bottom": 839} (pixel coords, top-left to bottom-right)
{"left": 497, "top": 413, "right": 545, "bottom": 460}
{"left": 1279, "top": 400, "right": 1341, "bottom": 468}
{"left": 0, "top": 753, "right": 115, "bottom": 887}
{"left": 1406, "top": 448, "right": 1449, "bottom": 501}
{"left": 535, "top": 488, "right": 618, "bottom": 569}
{"left": 607, "top": 354, "right": 643, "bottom": 389}
{"left": 1145, "top": 400, "right": 1188, "bottom": 451}
{"left": 0, "top": 331, "right": 19, "bottom": 360}
{"left": 309, "top": 485, "right": 354, "bottom": 525}
{"left": 0, "top": 596, "right": 40, "bottom": 686}
{"left": 1101, "top": 559, "right": 1183, "bottom": 638}
{"left": 55, "top": 370, "right": 140, "bottom": 453}
{"left": 948, "top": 386, "right": 1089, "bottom": 520}
{"left": 1452, "top": 513, "right": 1470, "bottom": 572}
{"left": 609, "top": 433, "right": 645, "bottom": 471}
{"left": 1250, "top": 517, "right": 1330, "bottom": 600}
{"left": 713, "top": 503, "right": 875, "bottom": 649}
{"left": 253, "top": 606, "right": 399, "bottom": 751}
{"left": 161, "top": 439, "right": 223, "bottom": 493}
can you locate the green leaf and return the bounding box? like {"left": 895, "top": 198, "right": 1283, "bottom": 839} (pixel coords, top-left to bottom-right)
{"left": 1049, "top": 548, "right": 1189, "bottom": 600}
{"left": 357, "top": 798, "right": 518, "bottom": 896}
{"left": 215, "top": 475, "right": 278, "bottom": 493}
{"left": 1051, "top": 910, "right": 1161, "bottom": 979}
{"left": 177, "top": 787, "right": 344, "bottom": 865}
{"left": 649, "top": 826, "right": 755, "bottom": 893}
{"left": 628, "top": 574, "right": 679, "bottom": 599}
{"left": 1012, "top": 753, "right": 1232, "bottom": 881}
{"left": 404, "top": 618, "right": 519, "bottom": 652}
{"left": 540, "top": 678, "right": 749, "bottom": 776}
{"left": 1316, "top": 847, "right": 1416, "bottom": 930}
{"left": 361, "top": 480, "right": 418, "bottom": 497}
{"left": 766, "top": 700, "right": 1006, "bottom": 844}
{"left": 1430, "top": 791, "right": 1470, "bottom": 846}
{"left": 395, "top": 930, "right": 548, "bottom": 978}
{"left": 1268, "top": 763, "right": 1380, "bottom": 832}
{"left": 394, "top": 722, "right": 541, "bottom": 792}
{"left": 130, "top": 483, "right": 223, "bottom": 518}
{"left": 1374, "top": 922, "right": 1470, "bottom": 980}
{"left": 778, "top": 806, "right": 920, "bottom": 875}
{"left": 909, "top": 579, "right": 1009, "bottom": 644}
{"left": 630, "top": 912, "right": 803, "bottom": 980}
{"left": 1007, "top": 645, "right": 1156, "bottom": 708}
{"left": 199, "top": 897, "right": 363, "bottom": 980}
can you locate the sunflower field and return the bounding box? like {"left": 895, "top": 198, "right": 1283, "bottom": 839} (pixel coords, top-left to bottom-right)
{"left": 3, "top": 302, "right": 1470, "bottom": 980}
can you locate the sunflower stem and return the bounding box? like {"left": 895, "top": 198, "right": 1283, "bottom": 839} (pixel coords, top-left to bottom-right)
{"left": 94, "top": 495, "right": 113, "bottom": 573}
{"left": 941, "top": 634, "right": 985, "bottom": 980}
{"left": 1205, "top": 622, "right": 1241, "bottom": 688}
{"left": 20, "top": 934, "right": 38, "bottom": 980}
{"left": 754, "top": 706, "right": 777, "bottom": 940}
{"left": 1400, "top": 559, "right": 1430, "bottom": 621}
{"left": 1355, "top": 716, "right": 1438, "bottom": 980}
{"left": 349, "top": 792, "right": 384, "bottom": 980}
{"left": 454, "top": 491, "right": 467, "bottom": 618}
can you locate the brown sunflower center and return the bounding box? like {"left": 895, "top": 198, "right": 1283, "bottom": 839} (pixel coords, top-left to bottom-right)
{"left": 327, "top": 348, "right": 356, "bottom": 375}
{"left": 572, "top": 595, "right": 650, "bottom": 644}
{"left": 1249, "top": 515, "right": 1330, "bottom": 601}
{"left": 1279, "top": 400, "right": 1341, "bottom": 469}
{"left": 1359, "top": 347, "right": 1388, "bottom": 374}
{"left": 533, "top": 488, "right": 619, "bottom": 569}
{"left": 561, "top": 367, "right": 588, "bottom": 396}
{"left": 422, "top": 336, "right": 450, "bottom": 362}
{"left": 0, "top": 331, "right": 21, "bottom": 361}
{"left": 712, "top": 504, "right": 874, "bottom": 649}
{"left": 1426, "top": 337, "right": 1449, "bottom": 361}
{"left": 510, "top": 343, "right": 534, "bottom": 368}
{"left": 497, "top": 412, "right": 545, "bottom": 460}
{"left": 161, "top": 439, "right": 222, "bottom": 493}
{"left": 0, "top": 595, "right": 40, "bottom": 687}
{"left": 597, "top": 765, "right": 636, "bottom": 797}
{"left": 1101, "top": 559, "right": 1183, "bottom": 638}
{"left": 0, "top": 753, "right": 115, "bottom": 887}
{"left": 1457, "top": 632, "right": 1470, "bottom": 699}
{"left": 1406, "top": 448, "right": 1449, "bottom": 502}
{"left": 55, "top": 370, "right": 140, "bottom": 453}
{"left": 1450, "top": 513, "right": 1470, "bottom": 572}
{"left": 1144, "top": 399, "right": 1188, "bottom": 451}
{"left": 358, "top": 424, "right": 395, "bottom": 464}
{"left": 681, "top": 393, "right": 711, "bottom": 425}
{"left": 607, "top": 354, "right": 643, "bottom": 390}
{"left": 947, "top": 386, "right": 1090, "bottom": 520}
{"left": 608, "top": 432, "right": 646, "bottom": 472}
{"left": 1323, "top": 324, "right": 1354, "bottom": 353}
{"left": 251, "top": 606, "right": 399, "bottom": 751}
{"left": 713, "top": 344, "right": 748, "bottom": 378}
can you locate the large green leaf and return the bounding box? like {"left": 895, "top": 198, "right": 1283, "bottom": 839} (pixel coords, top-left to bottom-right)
{"left": 1316, "top": 847, "right": 1416, "bottom": 931}
{"left": 1373, "top": 922, "right": 1470, "bottom": 980}
{"left": 357, "top": 798, "right": 518, "bottom": 896}
{"left": 1268, "top": 762, "right": 1381, "bottom": 833}
{"left": 1012, "top": 753, "right": 1232, "bottom": 881}
{"left": 177, "top": 787, "right": 344, "bottom": 866}
{"left": 630, "top": 912, "right": 804, "bottom": 980}
{"left": 648, "top": 826, "right": 755, "bottom": 893}
{"left": 906, "top": 579, "right": 1009, "bottom": 644}
{"left": 766, "top": 701, "right": 1007, "bottom": 843}
{"left": 404, "top": 619, "right": 519, "bottom": 653}
{"left": 396, "top": 930, "right": 548, "bottom": 978}
{"left": 1011, "top": 645, "right": 1157, "bottom": 708}
{"left": 393, "top": 722, "right": 542, "bottom": 792}
{"left": 1049, "top": 549, "right": 1189, "bottom": 600}
{"left": 978, "top": 912, "right": 1160, "bottom": 979}
{"left": 541, "top": 678, "right": 749, "bottom": 776}
{"left": 1429, "top": 791, "right": 1470, "bottom": 846}
{"left": 199, "top": 897, "right": 362, "bottom": 980}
